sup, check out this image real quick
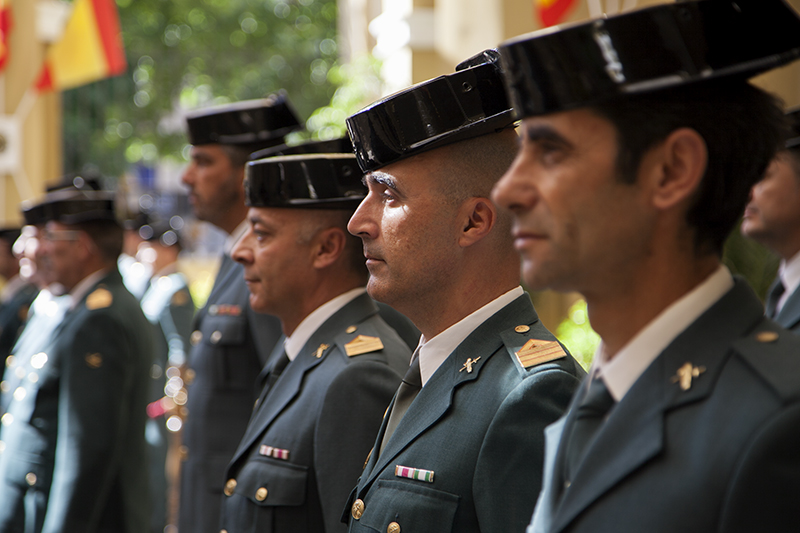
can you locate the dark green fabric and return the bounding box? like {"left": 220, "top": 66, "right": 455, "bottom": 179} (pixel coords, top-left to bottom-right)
{"left": 0, "top": 269, "right": 154, "bottom": 533}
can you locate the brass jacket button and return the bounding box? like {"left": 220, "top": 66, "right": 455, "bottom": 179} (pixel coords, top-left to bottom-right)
{"left": 224, "top": 478, "right": 237, "bottom": 496}
{"left": 387, "top": 521, "right": 400, "bottom": 533}
{"left": 255, "top": 487, "right": 268, "bottom": 501}
{"left": 351, "top": 498, "right": 365, "bottom": 520}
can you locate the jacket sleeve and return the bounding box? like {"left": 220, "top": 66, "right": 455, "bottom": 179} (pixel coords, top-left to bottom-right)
{"left": 473, "top": 366, "right": 581, "bottom": 533}
{"left": 720, "top": 401, "right": 800, "bottom": 533}
{"left": 314, "top": 357, "right": 401, "bottom": 533}
{"left": 42, "top": 310, "right": 139, "bottom": 533}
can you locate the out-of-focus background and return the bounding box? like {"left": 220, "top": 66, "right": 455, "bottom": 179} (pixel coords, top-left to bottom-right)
{"left": 1, "top": 0, "right": 799, "bottom": 365}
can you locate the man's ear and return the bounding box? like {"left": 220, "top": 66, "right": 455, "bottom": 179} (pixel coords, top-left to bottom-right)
{"left": 457, "top": 197, "right": 497, "bottom": 248}
{"left": 311, "top": 226, "right": 347, "bottom": 269}
{"left": 646, "top": 127, "right": 708, "bottom": 211}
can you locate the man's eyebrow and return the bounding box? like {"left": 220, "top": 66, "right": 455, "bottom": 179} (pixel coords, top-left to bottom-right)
{"left": 364, "top": 172, "right": 399, "bottom": 191}
{"left": 523, "top": 124, "right": 572, "bottom": 148}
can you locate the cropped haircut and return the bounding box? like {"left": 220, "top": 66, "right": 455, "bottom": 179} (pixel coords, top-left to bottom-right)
{"left": 591, "top": 80, "right": 787, "bottom": 256}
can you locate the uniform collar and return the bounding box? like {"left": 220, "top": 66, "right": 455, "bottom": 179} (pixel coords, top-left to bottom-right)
{"left": 418, "top": 286, "right": 523, "bottom": 386}
{"left": 284, "top": 287, "right": 367, "bottom": 361}
{"left": 69, "top": 268, "right": 109, "bottom": 310}
{"left": 594, "top": 265, "right": 733, "bottom": 401}
{"left": 777, "top": 250, "right": 800, "bottom": 312}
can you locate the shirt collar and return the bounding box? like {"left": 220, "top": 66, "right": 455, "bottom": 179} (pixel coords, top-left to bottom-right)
{"left": 418, "top": 286, "right": 524, "bottom": 386}
{"left": 594, "top": 265, "right": 733, "bottom": 402}
{"left": 224, "top": 219, "right": 249, "bottom": 255}
{"left": 284, "top": 287, "right": 367, "bottom": 361}
{"left": 69, "top": 269, "right": 109, "bottom": 310}
{"left": 778, "top": 250, "right": 800, "bottom": 311}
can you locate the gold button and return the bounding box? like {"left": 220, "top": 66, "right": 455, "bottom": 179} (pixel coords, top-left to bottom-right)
{"left": 346, "top": 325, "right": 357, "bottom": 334}
{"left": 514, "top": 325, "right": 530, "bottom": 333}
{"left": 255, "top": 487, "right": 268, "bottom": 501}
{"left": 210, "top": 330, "right": 223, "bottom": 344}
{"left": 756, "top": 331, "right": 779, "bottom": 343}
{"left": 25, "top": 472, "right": 37, "bottom": 486}
{"left": 191, "top": 330, "right": 202, "bottom": 345}
{"left": 221, "top": 530, "right": 228, "bottom": 533}
{"left": 224, "top": 478, "right": 237, "bottom": 496}
{"left": 209, "top": 304, "right": 219, "bottom": 315}
{"left": 387, "top": 521, "right": 400, "bottom": 533}
{"left": 351, "top": 499, "right": 365, "bottom": 520}
{"left": 179, "top": 445, "right": 189, "bottom": 461}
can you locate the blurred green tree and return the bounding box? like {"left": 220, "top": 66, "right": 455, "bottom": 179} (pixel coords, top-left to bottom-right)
{"left": 62, "top": 0, "right": 348, "bottom": 176}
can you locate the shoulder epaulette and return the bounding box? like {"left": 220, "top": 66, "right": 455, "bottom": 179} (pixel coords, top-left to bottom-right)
{"left": 501, "top": 323, "right": 566, "bottom": 370}
{"left": 86, "top": 287, "right": 113, "bottom": 310}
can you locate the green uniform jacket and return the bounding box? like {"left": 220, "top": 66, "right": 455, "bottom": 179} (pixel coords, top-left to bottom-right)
{"left": 179, "top": 255, "right": 284, "bottom": 533}
{"left": 0, "top": 280, "right": 38, "bottom": 365}
{"left": 344, "top": 293, "right": 585, "bottom": 533}
{"left": 219, "top": 293, "right": 411, "bottom": 533}
{"left": 528, "top": 280, "right": 800, "bottom": 533}
{"left": 0, "top": 268, "right": 154, "bottom": 533}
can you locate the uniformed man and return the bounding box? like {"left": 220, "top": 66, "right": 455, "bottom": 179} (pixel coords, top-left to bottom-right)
{"left": 249, "top": 137, "right": 421, "bottom": 352}
{"left": 137, "top": 220, "right": 195, "bottom": 533}
{"left": 0, "top": 186, "right": 153, "bottom": 532}
{"left": 0, "top": 228, "right": 38, "bottom": 364}
{"left": 343, "top": 50, "right": 584, "bottom": 533}
{"left": 741, "top": 107, "right": 800, "bottom": 332}
{"left": 179, "top": 93, "right": 301, "bottom": 533}
{"left": 0, "top": 208, "right": 70, "bottom": 417}
{"left": 219, "top": 153, "right": 410, "bottom": 532}
{"left": 492, "top": 1, "right": 800, "bottom": 531}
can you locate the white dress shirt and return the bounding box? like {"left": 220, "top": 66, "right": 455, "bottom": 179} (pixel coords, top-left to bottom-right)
{"left": 776, "top": 251, "right": 800, "bottom": 314}
{"left": 418, "top": 286, "right": 524, "bottom": 386}
{"left": 284, "top": 288, "right": 367, "bottom": 361}
{"left": 593, "top": 265, "right": 734, "bottom": 402}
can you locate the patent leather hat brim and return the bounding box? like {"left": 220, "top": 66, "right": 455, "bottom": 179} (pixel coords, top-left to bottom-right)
{"left": 186, "top": 92, "right": 302, "bottom": 147}
{"left": 499, "top": 0, "right": 800, "bottom": 119}
{"left": 245, "top": 154, "right": 365, "bottom": 210}
{"left": 346, "top": 50, "right": 516, "bottom": 173}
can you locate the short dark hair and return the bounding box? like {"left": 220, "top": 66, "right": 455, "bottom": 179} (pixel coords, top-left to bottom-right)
{"left": 591, "top": 80, "right": 787, "bottom": 256}
{"left": 221, "top": 144, "right": 254, "bottom": 169}
{"left": 72, "top": 220, "right": 124, "bottom": 263}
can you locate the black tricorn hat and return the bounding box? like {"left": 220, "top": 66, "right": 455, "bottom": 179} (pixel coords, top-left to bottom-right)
{"left": 249, "top": 136, "right": 353, "bottom": 161}
{"left": 786, "top": 107, "right": 800, "bottom": 150}
{"left": 22, "top": 189, "right": 117, "bottom": 226}
{"left": 185, "top": 92, "right": 303, "bottom": 150}
{"left": 499, "top": 0, "right": 800, "bottom": 119}
{"left": 346, "top": 49, "right": 516, "bottom": 173}
{"left": 245, "top": 154, "right": 364, "bottom": 210}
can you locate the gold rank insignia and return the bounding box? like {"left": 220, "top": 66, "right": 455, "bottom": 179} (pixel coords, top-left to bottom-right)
{"left": 171, "top": 290, "right": 189, "bottom": 306}
{"left": 671, "top": 362, "right": 705, "bottom": 391}
{"left": 314, "top": 344, "right": 330, "bottom": 358}
{"left": 515, "top": 339, "right": 567, "bottom": 368}
{"left": 85, "top": 353, "right": 103, "bottom": 368}
{"left": 345, "top": 335, "right": 384, "bottom": 356}
{"left": 86, "top": 288, "right": 113, "bottom": 310}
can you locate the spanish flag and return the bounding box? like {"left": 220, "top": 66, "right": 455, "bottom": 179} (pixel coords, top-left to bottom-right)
{"left": 35, "top": 0, "right": 126, "bottom": 92}
{"left": 535, "top": 0, "right": 577, "bottom": 28}
{"left": 0, "top": 0, "right": 11, "bottom": 73}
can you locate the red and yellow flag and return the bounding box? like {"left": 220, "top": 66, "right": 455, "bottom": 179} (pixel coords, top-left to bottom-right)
{"left": 35, "top": 0, "right": 126, "bottom": 92}
{"left": 0, "top": 0, "right": 12, "bottom": 73}
{"left": 535, "top": 0, "right": 577, "bottom": 28}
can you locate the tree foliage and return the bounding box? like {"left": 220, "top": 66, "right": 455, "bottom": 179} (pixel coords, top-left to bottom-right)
{"left": 63, "top": 0, "right": 344, "bottom": 176}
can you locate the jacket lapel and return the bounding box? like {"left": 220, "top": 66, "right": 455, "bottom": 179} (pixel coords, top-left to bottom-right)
{"left": 551, "top": 280, "right": 765, "bottom": 532}
{"left": 231, "top": 293, "right": 379, "bottom": 464}
{"left": 362, "top": 294, "right": 535, "bottom": 489}
{"left": 775, "top": 285, "right": 800, "bottom": 331}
